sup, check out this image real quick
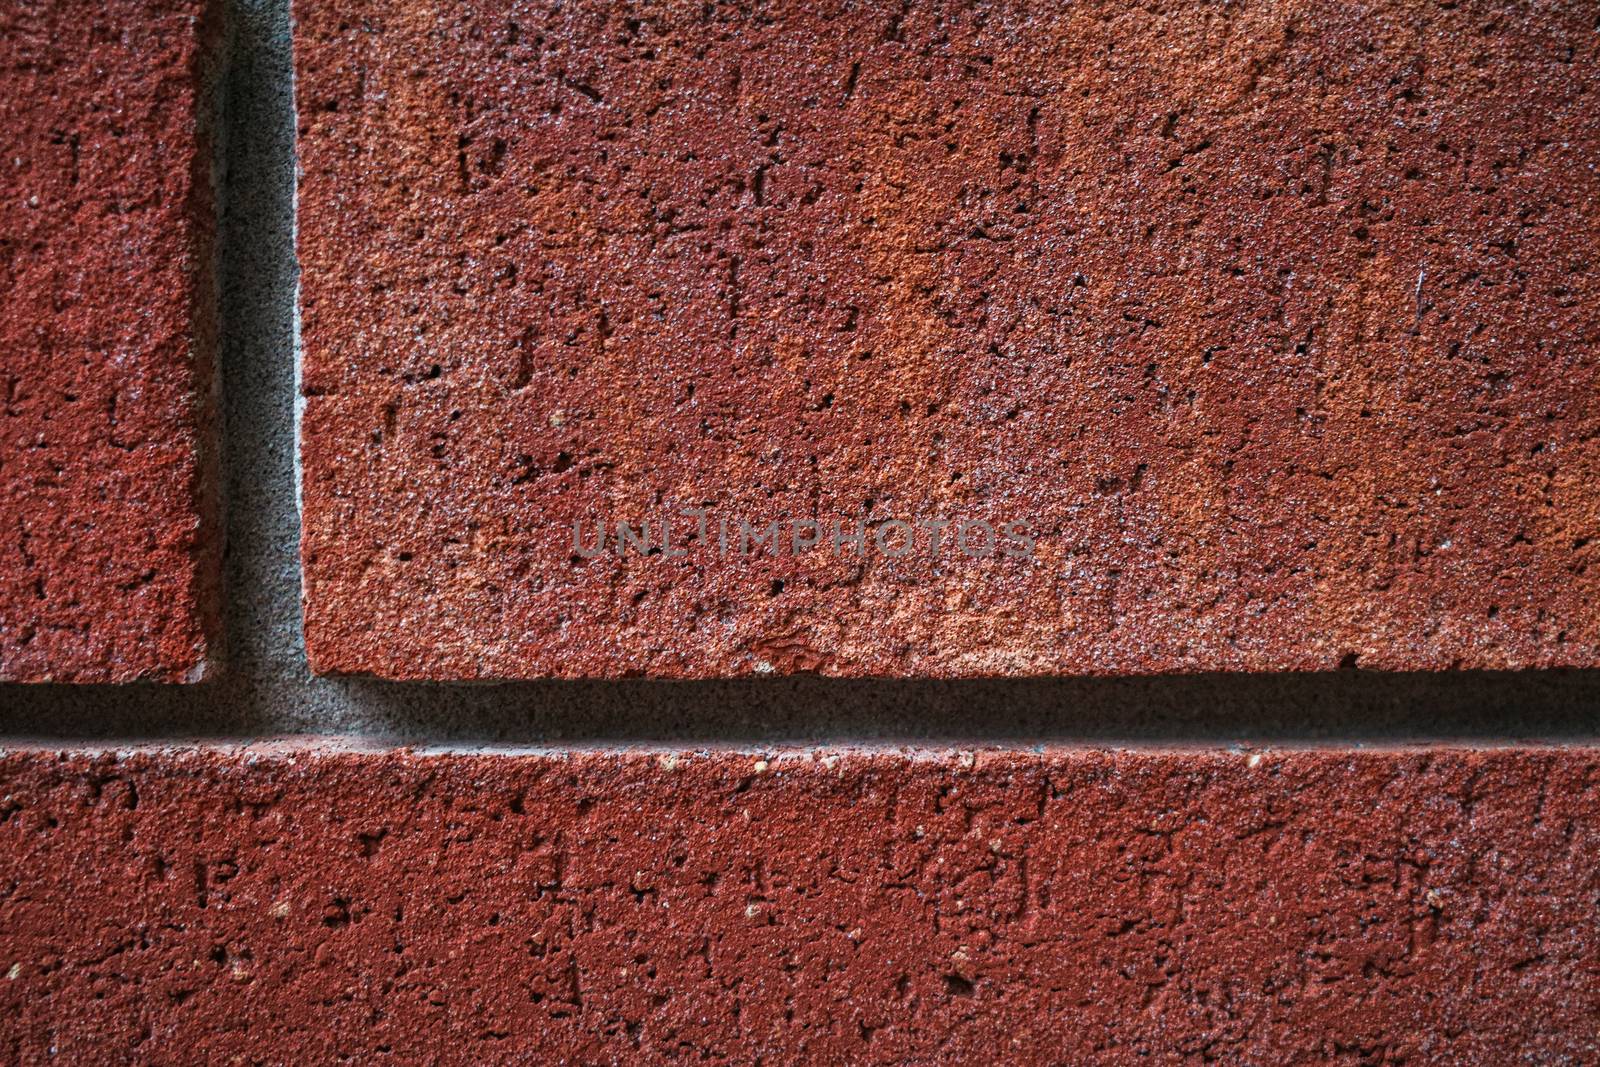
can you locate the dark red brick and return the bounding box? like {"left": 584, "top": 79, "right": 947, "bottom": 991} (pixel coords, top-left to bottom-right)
{"left": 296, "top": 1, "right": 1600, "bottom": 677}
{"left": 2, "top": 746, "right": 1598, "bottom": 1063}
{"left": 0, "top": 0, "right": 223, "bottom": 682}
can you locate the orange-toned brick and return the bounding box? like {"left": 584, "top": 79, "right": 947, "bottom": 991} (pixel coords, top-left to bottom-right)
{"left": 297, "top": 0, "right": 1600, "bottom": 678}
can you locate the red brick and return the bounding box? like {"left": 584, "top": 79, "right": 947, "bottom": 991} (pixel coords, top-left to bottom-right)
{"left": 296, "top": 1, "right": 1600, "bottom": 678}
{"left": 2, "top": 746, "right": 1597, "bottom": 1063}
{"left": 0, "top": 0, "right": 223, "bottom": 682}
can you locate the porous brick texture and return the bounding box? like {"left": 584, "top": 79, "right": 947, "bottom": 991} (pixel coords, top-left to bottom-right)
{"left": 2, "top": 746, "right": 1598, "bottom": 1063}
{"left": 296, "top": 0, "right": 1600, "bottom": 678}
{"left": 0, "top": 0, "right": 223, "bottom": 682}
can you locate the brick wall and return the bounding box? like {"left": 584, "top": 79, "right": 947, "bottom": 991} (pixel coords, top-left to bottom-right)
{"left": 2, "top": 0, "right": 1598, "bottom": 1063}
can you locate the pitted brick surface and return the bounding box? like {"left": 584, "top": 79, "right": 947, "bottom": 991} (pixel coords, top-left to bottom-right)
{"left": 1, "top": 0, "right": 222, "bottom": 682}
{"left": 297, "top": 1, "right": 1600, "bottom": 677}
{"left": 1, "top": 747, "right": 1598, "bottom": 1063}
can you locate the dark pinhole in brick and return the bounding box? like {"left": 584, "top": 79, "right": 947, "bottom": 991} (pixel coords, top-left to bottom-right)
{"left": 944, "top": 974, "right": 975, "bottom": 996}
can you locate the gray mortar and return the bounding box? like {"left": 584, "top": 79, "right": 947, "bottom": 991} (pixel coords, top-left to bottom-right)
{"left": 1, "top": 0, "right": 1598, "bottom": 745}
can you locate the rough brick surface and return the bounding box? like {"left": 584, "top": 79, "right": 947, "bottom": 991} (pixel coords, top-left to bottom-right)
{"left": 1, "top": 747, "right": 1598, "bottom": 1064}
{"left": 0, "top": 0, "right": 223, "bottom": 682}
{"left": 296, "top": 0, "right": 1600, "bottom": 678}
